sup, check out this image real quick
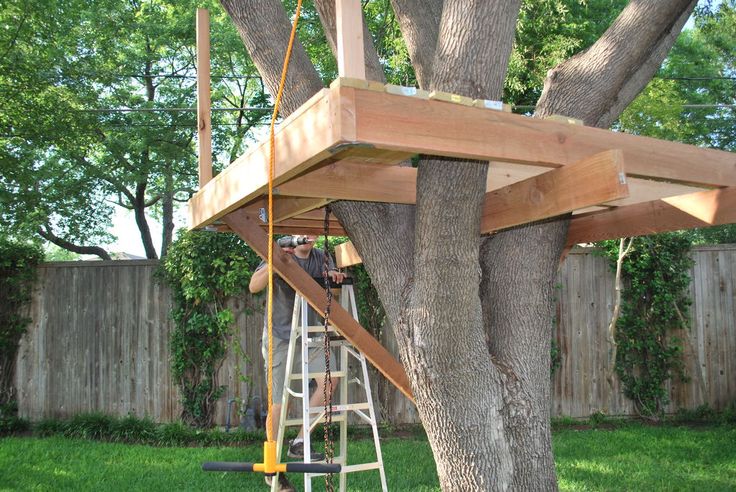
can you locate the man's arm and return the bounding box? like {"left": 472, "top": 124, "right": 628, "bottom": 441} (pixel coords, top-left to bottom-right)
{"left": 249, "top": 265, "right": 268, "bottom": 293}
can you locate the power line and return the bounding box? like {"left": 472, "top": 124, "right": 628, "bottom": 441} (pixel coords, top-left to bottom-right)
{"left": 78, "top": 106, "right": 272, "bottom": 113}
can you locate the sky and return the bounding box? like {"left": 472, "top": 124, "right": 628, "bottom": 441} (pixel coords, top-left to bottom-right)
{"left": 106, "top": 0, "right": 721, "bottom": 258}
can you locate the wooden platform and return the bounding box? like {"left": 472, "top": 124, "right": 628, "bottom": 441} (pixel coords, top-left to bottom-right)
{"left": 189, "top": 79, "right": 736, "bottom": 242}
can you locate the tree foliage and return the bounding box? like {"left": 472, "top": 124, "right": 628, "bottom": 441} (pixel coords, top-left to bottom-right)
{"left": 0, "top": 0, "right": 268, "bottom": 258}
{"left": 159, "top": 230, "right": 259, "bottom": 428}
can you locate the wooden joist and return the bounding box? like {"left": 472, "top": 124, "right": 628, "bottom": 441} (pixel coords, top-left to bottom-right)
{"left": 567, "top": 186, "right": 736, "bottom": 246}
{"left": 480, "top": 150, "right": 629, "bottom": 233}
{"left": 223, "top": 209, "right": 413, "bottom": 401}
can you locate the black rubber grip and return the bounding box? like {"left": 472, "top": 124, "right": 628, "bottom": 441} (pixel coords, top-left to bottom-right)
{"left": 285, "top": 462, "right": 342, "bottom": 474}
{"left": 202, "top": 461, "right": 254, "bottom": 472}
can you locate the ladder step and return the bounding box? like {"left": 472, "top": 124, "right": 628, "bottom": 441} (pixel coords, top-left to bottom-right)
{"left": 284, "top": 414, "right": 347, "bottom": 427}
{"left": 305, "top": 325, "right": 338, "bottom": 333}
{"left": 307, "top": 402, "right": 370, "bottom": 414}
{"left": 289, "top": 370, "right": 346, "bottom": 380}
{"left": 305, "top": 339, "right": 350, "bottom": 348}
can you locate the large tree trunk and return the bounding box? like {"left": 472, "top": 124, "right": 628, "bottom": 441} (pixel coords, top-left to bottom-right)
{"left": 220, "top": 0, "right": 696, "bottom": 489}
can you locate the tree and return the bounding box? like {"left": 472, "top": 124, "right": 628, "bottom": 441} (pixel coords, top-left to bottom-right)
{"left": 219, "top": 0, "right": 698, "bottom": 489}
{"left": 0, "top": 0, "right": 268, "bottom": 258}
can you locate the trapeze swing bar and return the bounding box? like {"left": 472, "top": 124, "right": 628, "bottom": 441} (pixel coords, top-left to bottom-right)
{"left": 202, "top": 440, "right": 341, "bottom": 475}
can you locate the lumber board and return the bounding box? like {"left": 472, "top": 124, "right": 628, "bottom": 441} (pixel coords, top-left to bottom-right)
{"left": 335, "top": 241, "right": 362, "bottom": 268}
{"left": 487, "top": 162, "right": 705, "bottom": 206}
{"left": 188, "top": 88, "right": 341, "bottom": 228}
{"left": 196, "top": 8, "right": 212, "bottom": 187}
{"left": 275, "top": 160, "right": 417, "bottom": 203}
{"left": 566, "top": 186, "right": 736, "bottom": 246}
{"left": 272, "top": 196, "right": 332, "bottom": 222}
{"left": 481, "top": 150, "right": 629, "bottom": 233}
{"left": 348, "top": 87, "right": 736, "bottom": 188}
{"left": 223, "top": 209, "right": 413, "bottom": 401}
{"left": 336, "top": 0, "right": 365, "bottom": 80}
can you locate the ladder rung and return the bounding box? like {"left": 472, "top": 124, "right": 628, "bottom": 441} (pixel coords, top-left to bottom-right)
{"left": 305, "top": 339, "right": 350, "bottom": 348}
{"left": 284, "top": 413, "right": 347, "bottom": 427}
{"left": 289, "top": 370, "right": 346, "bottom": 380}
{"left": 306, "top": 325, "right": 337, "bottom": 333}
{"left": 307, "top": 402, "right": 370, "bottom": 414}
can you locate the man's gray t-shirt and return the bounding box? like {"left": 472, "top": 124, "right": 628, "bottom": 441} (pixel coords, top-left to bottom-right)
{"left": 257, "top": 248, "right": 336, "bottom": 340}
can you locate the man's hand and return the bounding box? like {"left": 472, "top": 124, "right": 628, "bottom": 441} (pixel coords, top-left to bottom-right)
{"left": 328, "top": 269, "right": 346, "bottom": 284}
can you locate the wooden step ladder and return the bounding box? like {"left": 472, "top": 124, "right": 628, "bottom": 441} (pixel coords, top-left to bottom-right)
{"left": 273, "top": 279, "right": 388, "bottom": 492}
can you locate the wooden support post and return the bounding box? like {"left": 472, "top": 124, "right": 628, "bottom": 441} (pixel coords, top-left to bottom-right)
{"left": 223, "top": 208, "right": 414, "bottom": 401}
{"left": 566, "top": 186, "right": 736, "bottom": 246}
{"left": 481, "top": 150, "right": 629, "bottom": 233}
{"left": 196, "top": 8, "right": 212, "bottom": 187}
{"left": 336, "top": 0, "right": 365, "bottom": 79}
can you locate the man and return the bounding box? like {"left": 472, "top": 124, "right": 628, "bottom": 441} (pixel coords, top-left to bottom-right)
{"left": 249, "top": 235, "right": 345, "bottom": 491}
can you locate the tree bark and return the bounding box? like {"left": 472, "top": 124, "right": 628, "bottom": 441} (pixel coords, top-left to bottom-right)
{"left": 220, "top": 0, "right": 697, "bottom": 489}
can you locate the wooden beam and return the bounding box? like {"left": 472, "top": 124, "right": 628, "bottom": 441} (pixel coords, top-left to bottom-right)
{"left": 349, "top": 87, "right": 736, "bottom": 188}
{"left": 566, "top": 186, "right": 736, "bottom": 246}
{"left": 188, "top": 88, "right": 344, "bottom": 228}
{"left": 196, "top": 8, "right": 212, "bottom": 187}
{"left": 272, "top": 196, "right": 331, "bottom": 222}
{"left": 336, "top": 0, "right": 365, "bottom": 79}
{"left": 335, "top": 241, "right": 362, "bottom": 268}
{"left": 223, "top": 209, "right": 413, "bottom": 401}
{"left": 481, "top": 150, "right": 629, "bottom": 233}
{"left": 276, "top": 160, "right": 417, "bottom": 203}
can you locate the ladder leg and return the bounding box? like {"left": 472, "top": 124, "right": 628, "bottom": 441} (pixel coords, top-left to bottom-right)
{"left": 299, "top": 296, "right": 314, "bottom": 492}
{"left": 360, "top": 351, "right": 388, "bottom": 492}
{"left": 273, "top": 296, "right": 302, "bottom": 492}
{"left": 339, "top": 342, "right": 348, "bottom": 492}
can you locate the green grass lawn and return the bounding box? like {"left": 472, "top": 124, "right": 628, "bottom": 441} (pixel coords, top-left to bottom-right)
{"left": 1, "top": 425, "right": 735, "bottom": 491}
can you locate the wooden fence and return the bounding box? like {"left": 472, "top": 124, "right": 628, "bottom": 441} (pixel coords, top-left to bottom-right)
{"left": 15, "top": 245, "right": 736, "bottom": 425}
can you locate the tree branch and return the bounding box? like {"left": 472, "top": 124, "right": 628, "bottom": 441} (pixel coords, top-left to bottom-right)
{"left": 219, "top": 0, "right": 323, "bottom": 116}
{"left": 536, "top": 0, "right": 697, "bottom": 127}
{"left": 389, "top": 0, "right": 443, "bottom": 88}
{"left": 38, "top": 226, "right": 111, "bottom": 260}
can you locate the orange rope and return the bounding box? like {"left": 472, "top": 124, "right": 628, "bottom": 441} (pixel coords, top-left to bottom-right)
{"left": 267, "top": 0, "right": 303, "bottom": 444}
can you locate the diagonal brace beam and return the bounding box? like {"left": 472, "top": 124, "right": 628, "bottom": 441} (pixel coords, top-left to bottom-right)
{"left": 566, "top": 186, "right": 736, "bottom": 246}
{"left": 481, "top": 150, "right": 629, "bottom": 233}
{"left": 223, "top": 208, "right": 414, "bottom": 402}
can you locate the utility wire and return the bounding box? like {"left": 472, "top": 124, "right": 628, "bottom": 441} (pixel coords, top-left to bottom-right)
{"left": 78, "top": 106, "right": 272, "bottom": 113}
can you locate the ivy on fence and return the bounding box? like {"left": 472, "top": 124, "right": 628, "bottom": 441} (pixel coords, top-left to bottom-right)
{"left": 0, "top": 239, "right": 43, "bottom": 418}
{"left": 600, "top": 233, "right": 693, "bottom": 419}
{"left": 159, "top": 231, "right": 260, "bottom": 429}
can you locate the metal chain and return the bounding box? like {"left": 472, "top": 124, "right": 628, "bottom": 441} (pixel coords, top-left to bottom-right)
{"left": 321, "top": 205, "right": 335, "bottom": 492}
